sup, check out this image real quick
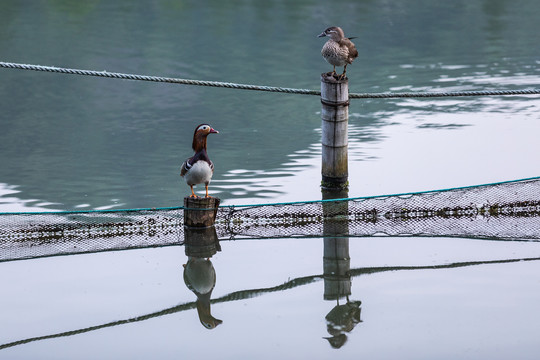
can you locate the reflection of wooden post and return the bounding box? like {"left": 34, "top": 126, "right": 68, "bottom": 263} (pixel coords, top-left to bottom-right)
{"left": 323, "top": 238, "right": 351, "bottom": 300}
{"left": 321, "top": 73, "right": 349, "bottom": 190}
{"left": 185, "top": 226, "right": 220, "bottom": 258}
{"left": 184, "top": 196, "right": 220, "bottom": 228}
{"left": 322, "top": 190, "right": 361, "bottom": 345}
{"left": 322, "top": 189, "right": 351, "bottom": 300}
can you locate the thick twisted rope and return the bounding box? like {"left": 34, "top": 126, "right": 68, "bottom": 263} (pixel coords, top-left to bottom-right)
{"left": 2, "top": 61, "right": 539, "bottom": 99}
{"left": 351, "top": 88, "right": 540, "bottom": 99}
{"left": 0, "top": 61, "right": 319, "bottom": 96}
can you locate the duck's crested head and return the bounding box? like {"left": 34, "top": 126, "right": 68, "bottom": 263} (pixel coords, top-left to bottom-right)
{"left": 318, "top": 26, "right": 345, "bottom": 41}
{"left": 192, "top": 123, "right": 218, "bottom": 151}
{"left": 194, "top": 124, "right": 219, "bottom": 136}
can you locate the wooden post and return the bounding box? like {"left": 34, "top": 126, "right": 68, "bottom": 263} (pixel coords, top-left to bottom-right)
{"left": 183, "top": 196, "right": 220, "bottom": 228}
{"left": 320, "top": 73, "right": 349, "bottom": 190}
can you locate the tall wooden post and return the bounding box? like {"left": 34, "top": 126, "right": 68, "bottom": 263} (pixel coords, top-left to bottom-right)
{"left": 320, "top": 73, "right": 349, "bottom": 190}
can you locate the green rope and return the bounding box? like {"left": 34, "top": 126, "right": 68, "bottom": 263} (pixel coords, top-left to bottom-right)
{"left": 2, "top": 61, "right": 540, "bottom": 99}
{"left": 1, "top": 175, "right": 538, "bottom": 216}
{"left": 222, "top": 175, "right": 540, "bottom": 209}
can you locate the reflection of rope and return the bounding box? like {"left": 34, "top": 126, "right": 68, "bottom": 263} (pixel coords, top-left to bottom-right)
{"left": 2, "top": 256, "right": 539, "bottom": 350}
{"left": 2, "top": 61, "right": 539, "bottom": 99}
{"left": 211, "top": 274, "right": 322, "bottom": 303}
{"left": 0, "top": 302, "right": 196, "bottom": 350}
{"left": 0, "top": 274, "right": 321, "bottom": 350}
{"left": 349, "top": 256, "right": 540, "bottom": 276}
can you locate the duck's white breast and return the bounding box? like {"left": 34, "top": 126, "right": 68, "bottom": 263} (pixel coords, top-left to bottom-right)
{"left": 184, "top": 161, "right": 213, "bottom": 186}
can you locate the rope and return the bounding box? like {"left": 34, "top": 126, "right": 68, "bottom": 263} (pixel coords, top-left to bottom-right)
{"left": 2, "top": 61, "right": 540, "bottom": 99}
{"left": 0, "top": 61, "right": 319, "bottom": 96}
{"left": 220, "top": 175, "right": 540, "bottom": 209}
{"left": 350, "top": 88, "right": 540, "bottom": 99}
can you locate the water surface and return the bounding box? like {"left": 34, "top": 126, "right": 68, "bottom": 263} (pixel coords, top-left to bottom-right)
{"left": 1, "top": 1, "right": 540, "bottom": 359}
{"left": 0, "top": 0, "right": 539, "bottom": 210}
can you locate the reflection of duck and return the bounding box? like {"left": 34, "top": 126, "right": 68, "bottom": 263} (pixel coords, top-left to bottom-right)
{"left": 183, "top": 257, "right": 222, "bottom": 329}
{"left": 318, "top": 26, "right": 358, "bottom": 79}
{"left": 324, "top": 299, "right": 362, "bottom": 349}
{"left": 180, "top": 124, "right": 219, "bottom": 198}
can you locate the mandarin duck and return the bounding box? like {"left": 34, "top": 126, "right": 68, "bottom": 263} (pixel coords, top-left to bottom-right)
{"left": 180, "top": 124, "right": 219, "bottom": 198}
{"left": 318, "top": 26, "right": 358, "bottom": 79}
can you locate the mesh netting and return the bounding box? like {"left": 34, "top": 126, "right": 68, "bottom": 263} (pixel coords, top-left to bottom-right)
{"left": 1, "top": 177, "right": 539, "bottom": 262}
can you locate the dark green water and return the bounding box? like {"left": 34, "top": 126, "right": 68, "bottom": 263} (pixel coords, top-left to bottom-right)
{"left": 1, "top": 1, "right": 540, "bottom": 359}
{"left": 1, "top": 0, "right": 539, "bottom": 211}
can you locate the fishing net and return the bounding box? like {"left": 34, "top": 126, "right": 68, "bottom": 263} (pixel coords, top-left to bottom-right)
{"left": 1, "top": 177, "right": 539, "bottom": 262}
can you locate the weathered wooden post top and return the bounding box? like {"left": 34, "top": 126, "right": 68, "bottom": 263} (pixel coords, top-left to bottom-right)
{"left": 320, "top": 73, "right": 349, "bottom": 190}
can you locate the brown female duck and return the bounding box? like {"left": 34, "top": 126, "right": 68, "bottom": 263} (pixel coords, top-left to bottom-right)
{"left": 318, "top": 26, "right": 358, "bottom": 79}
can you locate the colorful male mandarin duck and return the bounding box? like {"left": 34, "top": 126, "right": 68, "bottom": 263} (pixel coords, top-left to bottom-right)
{"left": 180, "top": 124, "right": 219, "bottom": 198}
{"left": 318, "top": 26, "right": 358, "bottom": 79}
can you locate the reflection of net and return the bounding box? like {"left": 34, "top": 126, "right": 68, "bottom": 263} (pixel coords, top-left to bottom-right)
{"left": 1, "top": 178, "right": 539, "bottom": 261}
